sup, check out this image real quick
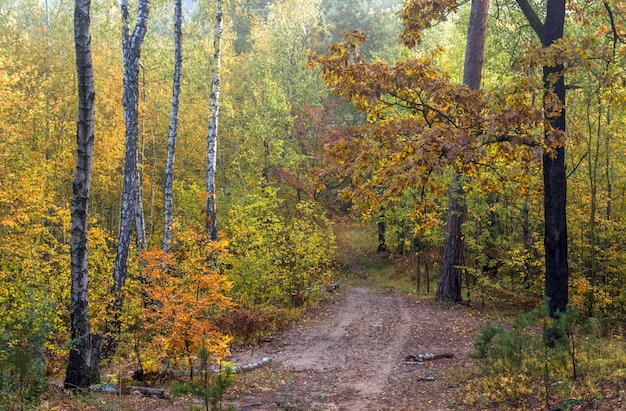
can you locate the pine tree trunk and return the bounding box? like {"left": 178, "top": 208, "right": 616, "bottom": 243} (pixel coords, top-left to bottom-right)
{"left": 437, "top": 172, "right": 466, "bottom": 301}
{"left": 65, "top": 0, "right": 95, "bottom": 389}
{"left": 110, "top": 0, "right": 150, "bottom": 343}
{"left": 163, "top": 0, "right": 182, "bottom": 252}
{"left": 436, "top": 0, "right": 489, "bottom": 302}
{"left": 206, "top": 0, "right": 223, "bottom": 241}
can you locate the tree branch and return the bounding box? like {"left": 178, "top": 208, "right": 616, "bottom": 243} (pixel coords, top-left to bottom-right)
{"left": 515, "top": 0, "right": 545, "bottom": 41}
{"left": 603, "top": 1, "right": 620, "bottom": 49}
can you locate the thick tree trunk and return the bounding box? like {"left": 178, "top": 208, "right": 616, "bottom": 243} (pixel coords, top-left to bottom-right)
{"left": 205, "top": 0, "right": 223, "bottom": 241}
{"left": 163, "top": 0, "right": 183, "bottom": 251}
{"left": 110, "top": 0, "right": 150, "bottom": 344}
{"left": 437, "top": 172, "right": 466, "bottom": 301}
{"left": 516, "top": 0, "right": 569, "bottom": 318}
{"left": 542, "top": 0, "right": 568, "bottom": 316}
{"left": 436, "top": 0, "right": 489, "bottom": 302}
{"left": 462, "top": 0, "right": 490, "bottom": 92}
{"left": 65, "top": 0, "right": 95, "bottom": 389}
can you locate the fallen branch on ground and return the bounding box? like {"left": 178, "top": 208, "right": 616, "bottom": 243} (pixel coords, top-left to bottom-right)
{"left": 404, "top": 353, "right": 454, "bottom": 364}
{"left": 91, "top": 384, "right": 166, "bottom": 398}
{"left": 126, "top": 385, "right": 167, "bottom": 398}
{"left": 230, "top": 357, "right": 272, "bottom": 373}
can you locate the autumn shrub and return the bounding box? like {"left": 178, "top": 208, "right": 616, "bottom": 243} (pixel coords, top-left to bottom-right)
{"left": 0, "top": 199, "right": 68, "bottom": 408}
{"left": 215, "top": 306, "right": 297, "bottom": 345}
{"left": 225, "top": 187, "right": 336, "bottom": 310}
{"left": 135, "top": 230, "right": 234, "bottom": 376}
{"left": 463, "top": 221, "right": 544, "bottom": 308}
{"left": 470, "top": 304, "right": 626, "bottom": 409}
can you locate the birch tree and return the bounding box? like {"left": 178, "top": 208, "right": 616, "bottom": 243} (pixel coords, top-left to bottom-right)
{"left": 110, "top": 0, "right": 149, "bottom": 339}
{"left": 206, "top": 0, "right": 223, "bottom": 241}
{"left": 65, "top": 0, "right": 95, "bottom": 389}
{"left": 163, "top": 0, "right": 183, "bottom": 251}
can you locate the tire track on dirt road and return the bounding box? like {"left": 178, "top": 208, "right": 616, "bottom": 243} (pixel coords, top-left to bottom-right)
{"left": 231, "top": 285, "right": 482, "bottom": 410}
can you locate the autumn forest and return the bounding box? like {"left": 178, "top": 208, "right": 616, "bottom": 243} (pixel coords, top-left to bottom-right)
{"left": 3, "top": 0, "right": 626, "bottom": 409}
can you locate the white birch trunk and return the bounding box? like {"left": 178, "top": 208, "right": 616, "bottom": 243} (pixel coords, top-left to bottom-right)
{"left": 110, "top": 0, "right": 149, "bottom": 340}
{"left": 65, "top": 0, "right": 94, "bottom": 389}
{"left": 163, "top": 0, "right": 183, "bottom": 251}
{"left": 205, "top": 0, "right": 223, "bottom": 241}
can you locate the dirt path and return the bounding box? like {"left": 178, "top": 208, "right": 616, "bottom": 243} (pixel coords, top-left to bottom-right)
{"left": 230, "top": 285, "right": 483, "bottom": 410}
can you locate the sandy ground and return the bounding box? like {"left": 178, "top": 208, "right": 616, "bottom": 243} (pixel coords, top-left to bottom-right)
{"left": 229, "top": 285, "right": 483, "bottom": 410}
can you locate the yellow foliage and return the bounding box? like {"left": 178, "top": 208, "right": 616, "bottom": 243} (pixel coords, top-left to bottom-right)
{"left": 226, "top": 188, "right": 336, "bottom": 308}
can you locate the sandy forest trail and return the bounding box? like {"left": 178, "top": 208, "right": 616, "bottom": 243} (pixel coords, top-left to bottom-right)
{"left": 230, "top": 284, "right": 484, "bottom": 410}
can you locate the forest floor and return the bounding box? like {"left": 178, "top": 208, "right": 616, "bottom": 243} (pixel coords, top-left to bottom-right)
{"left": 48, "top": 284, "right": 483, "bottom": 411}
{"left": 46, "top": 224, "right": 485, "bottom": 411}
{"left": 44, "top": 223, "right": 626, "bottom": 410}
{"left": 224, "top": 223, "right": 485, "bottom": 410}
{"left": 227, "top": 284, "right": 482, "bottom": 410}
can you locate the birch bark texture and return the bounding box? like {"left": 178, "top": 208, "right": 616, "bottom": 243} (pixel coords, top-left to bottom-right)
{"left": 436, "top": 0, "right": 490, "bottom": 302}
{"left": 111, "top": 0, "right": 149, "bottom": 333}
{"left": 163, "top": 0, "right": 183, "bottom": 251}
{"left": 65, "top": 0, "right": 95, "bottom": 389}
{"left": 206, "top": 0, "right": 223, "bottom": 241}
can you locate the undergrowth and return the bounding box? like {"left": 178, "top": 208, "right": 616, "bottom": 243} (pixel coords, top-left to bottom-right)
{"left": 170, "top": 346, "right": 236, "bottom": 411}
{"left": 469, "top": 302, "right": 626, "bottom": 410}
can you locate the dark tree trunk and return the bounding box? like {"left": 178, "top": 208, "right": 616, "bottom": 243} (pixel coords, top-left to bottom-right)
{"left": 517, "top": 0, "right": 569, "bottom": 316}
{"left": 377, "top": 221, "right": 388, "bottom": 252}
{"left": 542, "top": 0, "right": 568, "bottom": 315}
{"left": 163, "top": 0, "right": 183, "bottom": 251}
{"left": 65, "top": 0, "right": 95, "bottom": 389}
{"left": 89, "top": 333, "right": 103, "bottom": 384}
{"left": 462, "top": 0, "right": 490, "bottom": 92}
{"left": 436, "top": 0, "right": 489, "bottom": 302}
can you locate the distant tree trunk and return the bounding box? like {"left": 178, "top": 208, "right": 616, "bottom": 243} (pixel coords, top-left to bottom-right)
{"left": 436, "top": 0, "right": 489, "bottom": 302}
{"left": 133, "top": 172, "right": 146, "bottom": 250}
{"left": 205, "top": 0, "right": 223, "bottom": 241}
{"left": 110, "top": 0, "right": 150, "bottom": 343}
{"left": 377, "top": 220, "right": 387, "bottom": 252}
{"left": 65, "top": 0, "right": 95, "bottom": 389}
{"left": 163, "top": 0, "right": 183, "bottom": 251}
{"left": 585, "top": 91, "right": 602, "bottom": 315}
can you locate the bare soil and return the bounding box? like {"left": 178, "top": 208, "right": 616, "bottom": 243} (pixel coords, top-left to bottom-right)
{"left": 228, "top": 285, "right": 483, "bottom": 410}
